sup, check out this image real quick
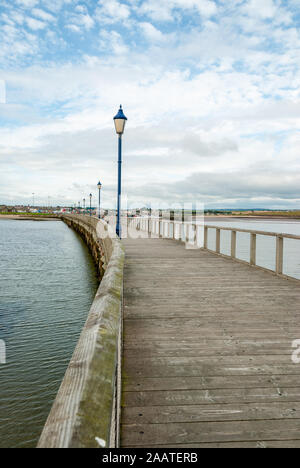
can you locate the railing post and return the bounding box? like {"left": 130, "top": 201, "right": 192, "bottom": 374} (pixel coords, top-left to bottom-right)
{"left": 204, "top": 226, "right": 208, "bottom": 249}
{"left": 216, "top": 228, "right": 221, "bottom": 254}
{"left": 250, "top": 233, "right": 256, "bottom": 266}
{"left": 159, "top": 210, "right": 162, "bottom": 238}
{"left": 181, "top": 209, "right": 185, "bottom": 242}
{"left": 192, "top": 224, "right": 197, "bottom": 246}
{"left": 170, "top": 210, "right": 174, "bottom": 240}
{"left": 231, "top": 230, "right": 236, "bottom": 258}
{"left": 276, "top": 236, "right": 284, "bottom": 275}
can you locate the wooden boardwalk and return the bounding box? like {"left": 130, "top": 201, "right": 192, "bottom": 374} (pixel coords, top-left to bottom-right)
{"left": 121, "top": 237, "right": 300, "bottom": 448}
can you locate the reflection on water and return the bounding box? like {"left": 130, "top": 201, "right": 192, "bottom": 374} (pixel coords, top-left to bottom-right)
{"left": 205, "top": 219, "right": 300, "bottom": 279}
{"left": 0, "top": 219, "right": 98, "bottom": 448}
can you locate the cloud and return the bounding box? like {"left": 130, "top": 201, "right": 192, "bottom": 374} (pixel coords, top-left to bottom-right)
{"left": 243, "top": 0, "right": 277, "bottom": 19}
{"left": 0, "top": 79, "right": 6, "bottom": 103}
{"left": 99, "top": 30, "right": 129, "bottom": 55}
{"left": 0, "top": 0, "right": 300, "bottom": 207}
{"left": 16, "top": 0, "right": 39, "bottom": 7}
{"left": 95, "top": 0, "right": 131, "bottom": 24}
{"left": 68, "top": 8, "right": 95, "bottom": 31}
{"left": 66, "top": 24, "right": 81, "bottom": 33}
{"left": 26, "top": 17, "right": 47, "bottom": 30}
{"left": 173, "top": 0, "right": 217, "bottom": 17}
{"left": 139, "top": 22, "right": 164, "bottom": 42}
{"left": 139, "top": 0, "right": 217, "bottom": 21}
{"left": 181, "top": 133, "right": 238, "bottom": 157}
{"left": 32, "top": 8, "right": 56, "bottom": 23}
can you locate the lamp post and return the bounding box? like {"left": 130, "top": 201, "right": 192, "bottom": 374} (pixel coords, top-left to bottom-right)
{"left": 89, "top": 193, "right": 92, "bottom": 217}
{"left": 113, "top": 105, "right": 127, "bottom": 239}
{"left": 83, "top": 198, "right": 86, "bottom": 215}
{"left": 97, "top": 181, "right": 102, "bottom": 219}
{"left": 32, "top": 193, "right": 35, "bottom": 208}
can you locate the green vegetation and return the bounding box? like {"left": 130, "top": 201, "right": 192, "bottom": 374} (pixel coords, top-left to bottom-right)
{"left": 254, "top": 211, "right": 300, "bottom": 218}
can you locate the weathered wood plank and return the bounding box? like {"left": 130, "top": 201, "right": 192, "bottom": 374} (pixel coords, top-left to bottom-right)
{"left": 122, "top": 387, "right": 300, "bottom": 407}
{"left": 122, "top": 419, "right": 300, "bottom": 446}
{"left": 124, "top": 364, "right": 300, "bottom": 378}
{"left": 123, "top": 375, "right": 300, "bottom": 392}
{"left": 123, "top": 402, "right": 300, "bottom": 424}
{"left": 126, "top": 441, "right": 300, "bottom": 448}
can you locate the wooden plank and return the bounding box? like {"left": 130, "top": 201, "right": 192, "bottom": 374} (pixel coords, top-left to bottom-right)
{"left": 128, "top": 441, "right": 300, "bottom": 448}
{"left": 122, "top": 402, "right": 300, "bottom": 424}
{"left": 123, "top": 347, "right": 294, "bottom": 358}
{"left": 122, "top": 387, "right": 300, "bottom": 407}
{"left": 123, "top": 375, "right": 300, "bottom": 392}
{"left": 124, "top": 364, "right": 300, "bottom": 378}
{"left": 123, "top": 355, "right": 299, "bottom": 368}
{"left": 121, "top": 419, "right": 300, "bottom": 446}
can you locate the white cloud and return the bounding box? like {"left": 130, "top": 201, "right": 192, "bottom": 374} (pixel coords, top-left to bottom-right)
{"left": 32, "top": 8, "right": 56, "bottom": 23}
{"left": 99, "top": 30, "right": 129, "bottom": 55}
{"left": 243, "top": 0, "right": 277, "bottom": 19}
{"left": 80, "top": 14, "right": 94, "bottom": 30}
{"left": 26, "top": 17, "right": 47, "bottom": 30}
{"left": 140, "top": 22, "right": 164, "bottom": 42}
{"left": 139, "top": 1, "right": 175, "bottom": 21}
{"left": 68, "top": 10, "right": 95, "bottom": 31}
{"left": 0, "top": 80, "right": 6, "bottom": 103}
{"left": 16, "top": 0, "right": 39, "bottom": 7}
{"left": 0, "top": 0, "right": 300, "bottom": 207}
{"left": 66, "top": 24, "right": 81, "bottom": 33}
{"left": 96, "top": 0, "right": 131, "bottom": 24}
{"left": 173, "top": 0, "right": 217, "bottom": 17}
{"left": 139, "top": 0, "right": 217, "bottom": 21}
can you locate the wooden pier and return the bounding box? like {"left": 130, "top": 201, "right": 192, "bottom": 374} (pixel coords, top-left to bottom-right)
{"left": 38, "top": 215, "right": 300, "bottom": 448}
{"left": 121, "top": 234, "right": 300, "bottom": 448}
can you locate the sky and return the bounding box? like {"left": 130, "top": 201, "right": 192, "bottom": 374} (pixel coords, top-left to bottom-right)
{"left": 0, "top": 0, "right": 300, "bottom": 209}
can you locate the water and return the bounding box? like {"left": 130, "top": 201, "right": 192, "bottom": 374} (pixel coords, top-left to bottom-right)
{"left": 205, "top": 218, "right": 300, "bottom": 279}
{"left": 0, "top": 219, "right": 99, "bottom": 448}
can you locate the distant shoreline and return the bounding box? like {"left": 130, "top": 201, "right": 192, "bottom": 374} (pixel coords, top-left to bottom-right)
{"left": 1, "top": 214, "right": 300, "bottom": 223}
{"left": 204, "top": 215, "right": 300, "bottom": 221}
{"left": 0, "top": 214, "right": 60, "bottom": 221}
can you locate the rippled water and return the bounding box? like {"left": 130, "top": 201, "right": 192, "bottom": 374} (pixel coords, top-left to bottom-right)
{"left": 205, "top": 219, "right": 300, "bottom": 279}
{"left": 0, "top": 219, "right": 99, "bottom": 448}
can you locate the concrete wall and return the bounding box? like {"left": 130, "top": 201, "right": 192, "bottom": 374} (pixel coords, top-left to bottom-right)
{"left": 37, "top": 215, "right": 125, "bottom": 448}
